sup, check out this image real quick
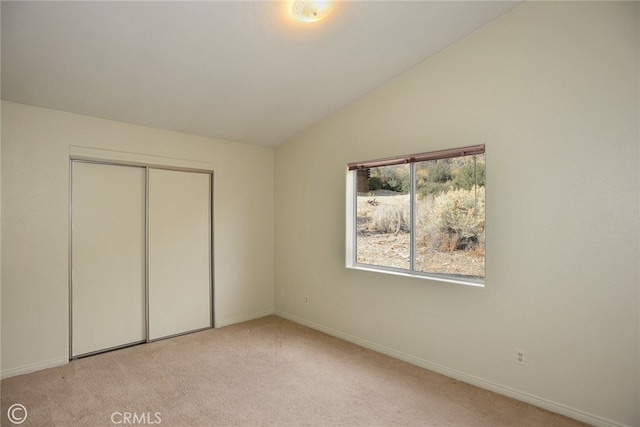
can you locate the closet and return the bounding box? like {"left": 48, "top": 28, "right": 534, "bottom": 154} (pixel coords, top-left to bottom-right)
{"left": 70, "top": 160, "right": 212, "bottom": 358}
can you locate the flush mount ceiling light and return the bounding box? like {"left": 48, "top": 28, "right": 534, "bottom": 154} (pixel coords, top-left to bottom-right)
{"left": 291, "top": 0, "right": 335, "bottom": 23}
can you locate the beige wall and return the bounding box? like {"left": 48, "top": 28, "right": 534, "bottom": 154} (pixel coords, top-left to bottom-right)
{"left": 1, "top": 1, "right": 638, "bottom": 426}
{"left": 274, "top": 2, "right": 639, "bottom": 426}
{"left": 1, "top": 101, "right": 275, "bottom": 377}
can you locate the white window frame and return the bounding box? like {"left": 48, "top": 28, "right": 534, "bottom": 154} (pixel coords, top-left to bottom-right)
{"left": 346, "top": 145, "right": 485, "bottom": 287}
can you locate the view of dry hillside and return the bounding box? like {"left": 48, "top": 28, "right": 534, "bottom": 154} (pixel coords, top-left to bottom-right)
{"left": 355, "top": 155, "right": 485, "bottom": 279}
{"left": 356, "top": 194, "right": 484, "bottom": 277}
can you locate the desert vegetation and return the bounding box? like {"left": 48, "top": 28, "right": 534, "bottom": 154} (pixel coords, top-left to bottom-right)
{"left": 356, "top": 155, "right": 485, "bottom": 278}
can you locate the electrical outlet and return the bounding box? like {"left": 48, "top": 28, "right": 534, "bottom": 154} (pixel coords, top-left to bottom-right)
{"left": 304, "top": 296, "right": 309, "bottom": 305}
{"left": 516, "top": 349, "right": 526, "bottom": 365}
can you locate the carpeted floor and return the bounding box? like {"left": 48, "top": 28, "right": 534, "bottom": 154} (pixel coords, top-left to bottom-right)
{"left": 1, "top": 315, "right": 587, "bottom": 426}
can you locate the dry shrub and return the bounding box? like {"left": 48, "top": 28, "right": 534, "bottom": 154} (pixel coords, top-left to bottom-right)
{"left": 371, "top": 197, "right": 410, "bottom": 233}
{"left": 419, "top": 186, "right": 485, "bottom": 252}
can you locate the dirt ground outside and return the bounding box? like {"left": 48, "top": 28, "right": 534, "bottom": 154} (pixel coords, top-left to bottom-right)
{"left": 356, "top": 192, "right": 484, "bottom": 278}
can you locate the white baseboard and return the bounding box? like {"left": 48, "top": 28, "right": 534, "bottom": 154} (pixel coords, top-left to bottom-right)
{"left": 1, "top": 357, "right": 68, "bottom": 380}
{"left": 275, "top": 310, "right": 629, "bottom": 427}
{"left": 215, "top": 309, "right": 275, "bottom": 328}
{"left": 1, "top": 311, "right": 276, "bottom": 379}
{"left": 0, "top": 310, "right": 275, "bottom": 379}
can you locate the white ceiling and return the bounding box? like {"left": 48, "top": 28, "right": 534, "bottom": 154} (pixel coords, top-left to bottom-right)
{"left": 1, "top": 1, "right": 521, "bottom": 147}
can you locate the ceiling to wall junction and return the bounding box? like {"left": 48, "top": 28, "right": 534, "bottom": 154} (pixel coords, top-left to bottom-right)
{"left": 1, "top": 1, "right": 521, "bottom": 147}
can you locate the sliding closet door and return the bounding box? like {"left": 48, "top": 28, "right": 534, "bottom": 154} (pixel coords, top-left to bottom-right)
{"left": 71, "top": 162, "right": 146, "bottom": 357}
{"left": 148, "top": 169, "right": 212, "bottom": 340}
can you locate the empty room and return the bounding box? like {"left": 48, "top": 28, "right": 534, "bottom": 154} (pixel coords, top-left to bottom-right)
{"left": 1, "top": 1, "right": 638, "bottom": 426}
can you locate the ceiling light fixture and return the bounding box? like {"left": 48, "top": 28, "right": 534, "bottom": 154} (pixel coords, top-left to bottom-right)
{"left": 291, "top": 0, "right": 335, "bottom": 23}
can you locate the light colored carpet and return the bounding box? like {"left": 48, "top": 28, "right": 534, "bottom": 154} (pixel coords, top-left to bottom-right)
{"left": 1, "top": 315, "right": 587, "bottom": 426}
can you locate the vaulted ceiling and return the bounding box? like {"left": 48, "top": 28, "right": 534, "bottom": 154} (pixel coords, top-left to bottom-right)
{"left": 1, "top": 1, "right": 521, "bottom": 147}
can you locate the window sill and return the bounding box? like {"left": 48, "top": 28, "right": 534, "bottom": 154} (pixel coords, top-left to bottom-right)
{"left": 347, "top": 263, "right": 485, "bottom": 288}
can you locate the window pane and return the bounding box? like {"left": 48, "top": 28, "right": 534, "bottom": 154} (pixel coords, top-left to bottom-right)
{"left": 356, "top": 164, "right": 410, "bottom": 270}
{"left": 414, "top": 155, "right": 485, "bottom": 279}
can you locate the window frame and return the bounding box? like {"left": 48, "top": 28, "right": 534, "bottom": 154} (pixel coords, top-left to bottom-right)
{"left": 346, "top": 145, "right": 485, "bottom": 287}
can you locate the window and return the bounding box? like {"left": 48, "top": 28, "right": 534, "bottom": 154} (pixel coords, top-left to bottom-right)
{"left": 346, "top": 145, "right": 485, "bottom": 286}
